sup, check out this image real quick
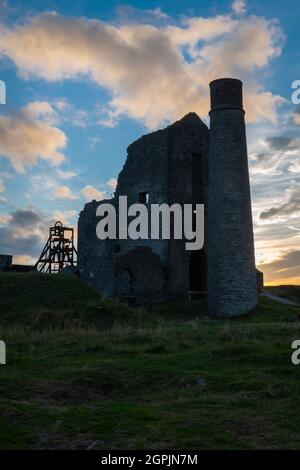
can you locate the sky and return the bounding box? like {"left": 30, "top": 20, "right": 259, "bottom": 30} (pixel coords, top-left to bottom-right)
{"left": 0, "top": 0, "right": 299, "bottom": 285}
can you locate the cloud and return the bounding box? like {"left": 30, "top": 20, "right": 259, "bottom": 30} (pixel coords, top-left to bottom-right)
{"left": 0, "top": 178, "right": 4, "bottom": 193}
{"left": 56, "top": 169, "right": 78, "bottom": 180}
{"left": 265, "top": 136, "right": 298, "bottom": 151}
{"left": 259, "top": 250, "right": 300, "bottom": 284}
{"left": 52, "top": 209, "right": 77, "bottom": 226}
{"left": 0, "top": 206, "right": 50, "bottom": 259}
{"left": 106, "top": 177, "right": 117, "bottom": 190}
{"left": 288, "top": 226, "right": 300, "bottom": 232}
{"left": 10, "top": 207, "right": 41, "bottom": 225}
{"left": 54, "top": 98, "right": 71, "bottom": 111}
{"left": 24, "top": 97, "right": 92, "bottom": 128}
{"left": 231, "top": 0, "right": 247, "bottom": 15}
{"left": 288, "top": 160, "right": 300, "bottom": 174}
{"left": 51, "top": 97, "right": 93, "bottom": 128}
{"left": 24, "top": 100, "right": 56, "bottom": 122}
{"left": 0, "top": 10, "right": 284, "bottom": 128}
{"left": 87, "top": 136, "right": 102, "bottom": 149}
{"left": 80, "top": 184, "right": 105, "bottom": 201}
{"left": 291, "top": 105, "right": 300, "bottom": 125}
{"left": 0, "top": 0, "right": 17, "bottom": 20}
{"left": 0, "top": 101, "right": 67, "bottom": 172}
{"left": 25, "top": 171, "right": 79, "bottom": 203}
{"left": 54, "top": 185, "right": 78, "bottom": 200}
{"left": 115, "top": 5, "right": 169, "bottom": 24}
{"left": 248, "top": 130, "right": 300, "bottom": 177}
{"left": 260, "top": 186, "right": 300, "bottom": 220}
{"left": 0, "top": 205, "right": 78, "bottom": 262}
{"left": 247, "top": 118, "right": 300, "bottom": 275}
{"left": 71, "top": 109, "right": 90, "bottom": 128}
{"left": 0, "top": 213, "right": 10, "bottom": 224}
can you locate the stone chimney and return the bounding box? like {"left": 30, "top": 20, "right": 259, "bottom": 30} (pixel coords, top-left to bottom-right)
{"left": 207, "top": 78, "right": 257, "bottom": 317}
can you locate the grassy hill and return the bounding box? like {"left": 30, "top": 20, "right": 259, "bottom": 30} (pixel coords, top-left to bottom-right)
{"left": 0, "top": 272, "right": 137, "bottom": 329}
{"left": 1, "top": 273, "right": 300, "bottom": 449}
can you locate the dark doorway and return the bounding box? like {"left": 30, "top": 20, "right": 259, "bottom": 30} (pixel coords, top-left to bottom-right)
{"left": 189, "top": 250, "right": 207, "bottom": 292}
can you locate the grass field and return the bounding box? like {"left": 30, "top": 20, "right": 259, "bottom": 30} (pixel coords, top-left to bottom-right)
{"left": 0, "top": 273, "right": 300, "bottom": 450}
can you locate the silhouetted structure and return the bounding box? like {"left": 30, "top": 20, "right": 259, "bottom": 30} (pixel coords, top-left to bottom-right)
{"left": 208, "top": 79, "right": 257, "bottom": 317}
{"left": 35, "top": 221, "right": 77, "bottom": 273}
{"left": 78, "top": 78, "right": 261, "bottom": 317}
{"left": 0, "top": 254, "right": 35, "bottom": 273}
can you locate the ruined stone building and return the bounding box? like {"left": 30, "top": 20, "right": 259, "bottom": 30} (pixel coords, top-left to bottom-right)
{"left": 78, "top": 78, "right": 260, "bottom": 317}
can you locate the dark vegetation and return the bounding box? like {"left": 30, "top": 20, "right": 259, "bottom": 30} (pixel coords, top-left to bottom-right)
{"left": 0, "top": 273, "right": 300, "bottom": 449}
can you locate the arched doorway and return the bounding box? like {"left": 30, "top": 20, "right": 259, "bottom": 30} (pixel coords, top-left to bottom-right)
{"left": 121, "top": 269, "right": 135, "bottom": 295}
{"left": 115, "top": 246, "right": 166, "bottom": 303}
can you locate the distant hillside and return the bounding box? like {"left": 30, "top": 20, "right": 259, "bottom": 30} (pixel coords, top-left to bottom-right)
{"left": 266, "top": 285, "right": 300, "bottom": 303}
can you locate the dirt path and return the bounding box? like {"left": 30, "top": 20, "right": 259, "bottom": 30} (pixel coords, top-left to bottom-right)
{"left": 260, "top": 291, "right": 300, "bottom": 307}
